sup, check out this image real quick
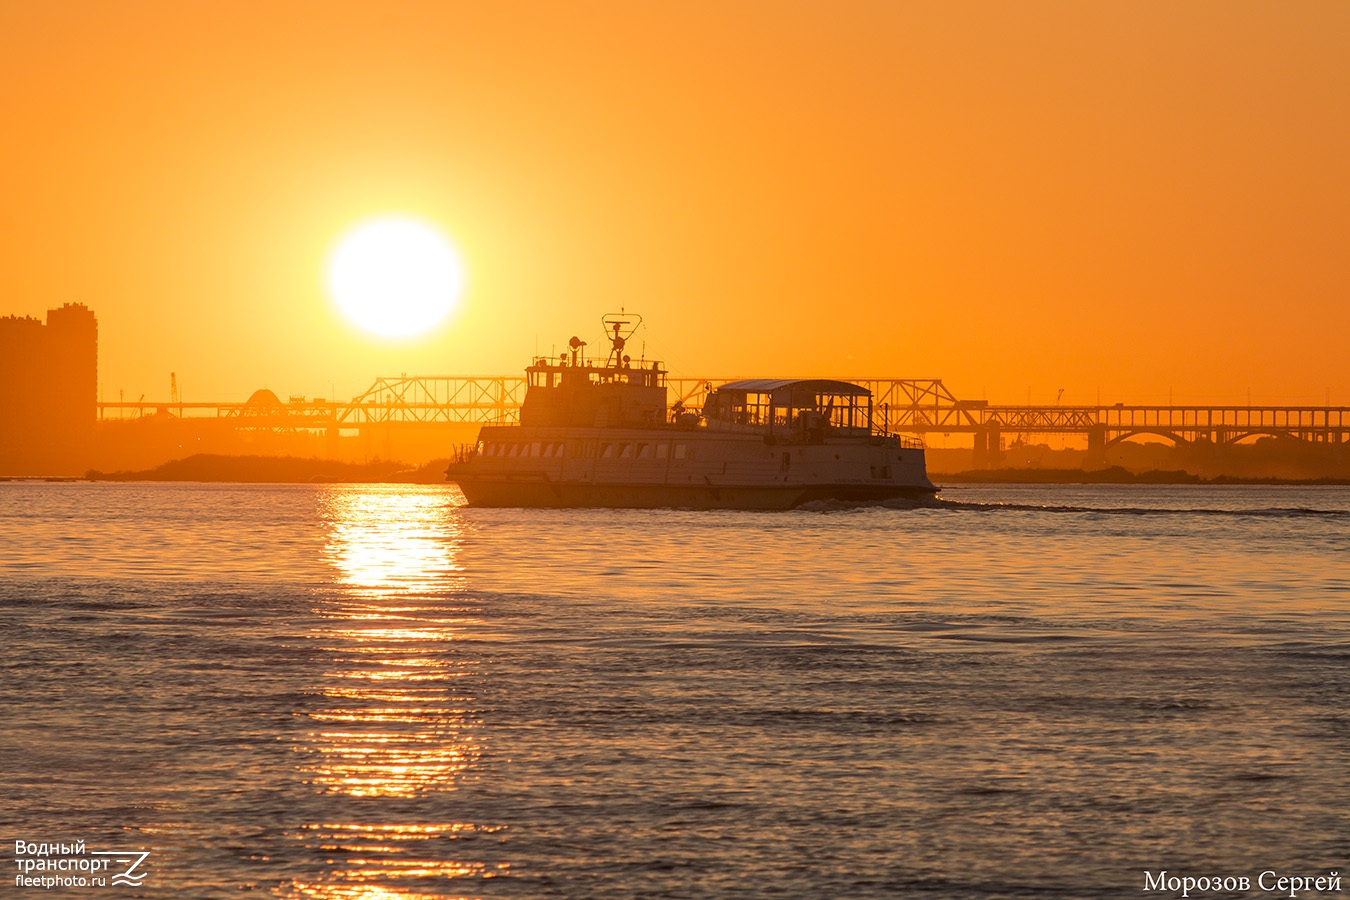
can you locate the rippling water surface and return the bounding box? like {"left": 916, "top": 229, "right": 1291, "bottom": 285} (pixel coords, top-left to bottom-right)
{"left": 1, "top": 482, "right": 1347, "bottom": 898}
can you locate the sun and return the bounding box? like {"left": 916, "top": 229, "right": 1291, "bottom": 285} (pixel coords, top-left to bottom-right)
{"left": 326, "top": 216, "right": 465, "bottom": 338}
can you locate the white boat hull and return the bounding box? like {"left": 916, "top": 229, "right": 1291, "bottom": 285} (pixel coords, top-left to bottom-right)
{"left": 447, "top": 425, "right": 936, "bottom": 510}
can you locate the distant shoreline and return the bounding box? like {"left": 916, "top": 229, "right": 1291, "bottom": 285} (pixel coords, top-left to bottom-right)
{"left": 0, "top": 455, "right": 1323, "bottom": 486}
{"left": 78, "top": 454, "right": 452, "bottom": 484}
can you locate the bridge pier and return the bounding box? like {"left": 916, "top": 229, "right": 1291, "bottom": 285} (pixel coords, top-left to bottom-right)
{"left": 1086, "top": 426, "right": 1106, "bottom": 468}
{"left": 972, "top": 427, "right": 1003, "bottom": 469}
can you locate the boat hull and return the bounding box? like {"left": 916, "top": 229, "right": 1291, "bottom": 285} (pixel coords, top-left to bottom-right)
{"left": 451, "top": 477, "right": 937, "bottom": 510}
{"left": 447, "top": 421, "right": 936, "bottom": 510}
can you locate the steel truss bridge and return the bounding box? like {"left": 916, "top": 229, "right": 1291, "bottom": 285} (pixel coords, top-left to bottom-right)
{"left": 99, "top": 375, "right": 1350, "bottom": 454}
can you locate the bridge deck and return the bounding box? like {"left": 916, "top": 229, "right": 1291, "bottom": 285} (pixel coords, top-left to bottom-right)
{"left": 96, "top": 376, "right": 1350, "bottom": 446}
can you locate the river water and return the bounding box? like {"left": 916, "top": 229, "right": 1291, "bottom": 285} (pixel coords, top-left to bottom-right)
{"left": 1, "top": 482, "right": 1347, "bottom": 898}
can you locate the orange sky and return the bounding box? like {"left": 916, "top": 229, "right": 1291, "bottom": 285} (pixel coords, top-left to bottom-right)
{"left": 3, "top": 1, "right": 1347, "bottom": 407}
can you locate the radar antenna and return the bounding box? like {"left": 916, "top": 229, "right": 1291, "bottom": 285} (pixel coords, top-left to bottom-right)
{"left": 601, "top": 311, "right": 642, "bottom": 368}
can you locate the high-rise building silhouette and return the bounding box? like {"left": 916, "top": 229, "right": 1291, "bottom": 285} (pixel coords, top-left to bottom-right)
{"left": 0, "top": 303, "right": 98, "bottom": 475}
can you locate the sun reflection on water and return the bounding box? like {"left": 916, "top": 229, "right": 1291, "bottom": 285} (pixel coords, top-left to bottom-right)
{"left": 287, "top": 824, "right": 510, "bottom": 900}
{"left": 284, "top": 486, "right": 503, "bottom": 898}
{"left": 323, "top": 487, "right": 467, "bottom": 596}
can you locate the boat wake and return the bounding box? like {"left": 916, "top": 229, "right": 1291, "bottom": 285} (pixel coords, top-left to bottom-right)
{"left": 795, "top": 497, "right": 942, "bottom": 512}
{"left": 796, "top": 497, "right": 1349, "bottom": 519}
{"left": 934, "top": 498, "right": 1349, "bottom": 519}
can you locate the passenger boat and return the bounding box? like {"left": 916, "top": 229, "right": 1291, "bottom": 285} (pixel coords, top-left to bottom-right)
{"left": 445, "top": 314, "right": 937, "bottom": 509}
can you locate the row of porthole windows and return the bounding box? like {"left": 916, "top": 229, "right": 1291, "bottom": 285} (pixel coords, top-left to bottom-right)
{"left": 478, "top": 441, "right": 690, "bottom": 460}
{"left": 478, "top": 441, "right": 566, "bottom": 458}
{"left": 600, "top": 441, "right": 681, "bottom": 460}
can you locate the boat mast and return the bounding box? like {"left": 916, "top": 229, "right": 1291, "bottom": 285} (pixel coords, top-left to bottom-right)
{"left": 601, "top": 311, "right": 642, "bottom": 368}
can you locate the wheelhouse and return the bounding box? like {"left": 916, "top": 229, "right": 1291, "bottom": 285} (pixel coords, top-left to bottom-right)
{"left": 517, "top": 313, "right": 669, "bottom": 428}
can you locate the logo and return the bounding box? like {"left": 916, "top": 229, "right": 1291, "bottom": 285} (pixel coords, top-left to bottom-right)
{"left": 13, "top": 840, "right": 152, "bottom": 891}
{"left": 90, "top": 850, "right": 151, "bottom": 887}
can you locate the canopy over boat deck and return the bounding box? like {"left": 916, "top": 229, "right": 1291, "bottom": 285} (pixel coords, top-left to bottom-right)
{"left": 703, "top": 378, "right": 872, "bottom": 439}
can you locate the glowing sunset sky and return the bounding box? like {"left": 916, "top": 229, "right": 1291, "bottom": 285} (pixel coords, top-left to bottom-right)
{"left": 2, "top": 1, "right": 1347, "bottom": 406}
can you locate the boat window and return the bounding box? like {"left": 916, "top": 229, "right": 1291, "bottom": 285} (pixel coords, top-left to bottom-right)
{"left": 508, "top": 443, "right": 520, "bottom": 457}
{"left": 600, "top": 443, "right": 615, "bottom": 458}
{"left": 636, "top": 443, "right": 649, "bottom": 459}
{"left": 814, "top": 391, "right": 870, "bottom": 433}
{"left": 674, "top": 444, "right": 687, "bottom": 460}
{"left": 531, "top": 441, "right": 542, "bottom": 456}
{"left": 744, "top": 392, "right": 773, "bottom": 426}
{"left": 619, "top": 443, "right": 633, "bottom": 459}
{"left": 656, "top": 443, "right": 669, "bottom": 459}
